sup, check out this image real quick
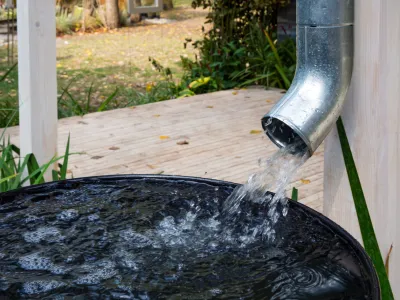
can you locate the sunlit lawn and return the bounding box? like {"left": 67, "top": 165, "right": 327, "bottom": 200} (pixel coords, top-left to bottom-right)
{"left": 0, "top": 6, "right": 207, "bottom": 126}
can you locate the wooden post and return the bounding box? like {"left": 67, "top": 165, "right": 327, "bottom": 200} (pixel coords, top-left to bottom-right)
{"left": 17, "top": 0, "right": 58, "bottom": 181}
{"left": 324, "top": 0, "right": 400, "bottom": 296}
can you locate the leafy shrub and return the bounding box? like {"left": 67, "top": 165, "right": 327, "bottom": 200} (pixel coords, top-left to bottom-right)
{"left": 174, "top": 0, "right": 296, "bottom": 93}
{"left": 190, "top": 0, "right": 291, "bottom": 48}
{"left": 56, "top": 6, "right": 82, "bottom": 34}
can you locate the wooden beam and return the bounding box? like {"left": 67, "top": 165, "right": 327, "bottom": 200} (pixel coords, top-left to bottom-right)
{"left": 17, "top": 0, "right": 58, "bottom": 181}
{"left": 324, "top": 0, "right": 400, "bottom": 297}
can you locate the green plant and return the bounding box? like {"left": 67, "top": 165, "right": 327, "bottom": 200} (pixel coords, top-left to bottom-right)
{"left": 0, "top": 62, "right": 18, "bottom": 128}
{"left": 0, "top": 134, "right": 72, "bottom": 193}
{"left": 58, "top": 79, "right": 119, "bottom": 118}
{"left": 190, "top": 0, "right": 290, "bottom": 48}
{"left": 337, "top": 117, "right": 394, "bottom": 299}
{"left": 181, "top": 41, "right": 246, "bottom": 90}
{"left": 56, "top": 6, "right": 81, "bottom": 35}
{"left": 231, "top": 26, "right": 296, "bottom": 89}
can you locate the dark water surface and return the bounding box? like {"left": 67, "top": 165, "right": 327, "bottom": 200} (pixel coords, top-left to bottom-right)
{"left": 0, "top": 176, "right": 377, "bottom": 299}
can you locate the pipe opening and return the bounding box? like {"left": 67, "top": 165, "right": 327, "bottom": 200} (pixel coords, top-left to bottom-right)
{"left": 262, "top": 117, "right": 309, "bottom": 155}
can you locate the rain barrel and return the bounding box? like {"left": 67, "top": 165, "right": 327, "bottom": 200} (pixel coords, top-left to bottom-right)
{"left": 0, "top": 175, "right": 380, "bottom": 299}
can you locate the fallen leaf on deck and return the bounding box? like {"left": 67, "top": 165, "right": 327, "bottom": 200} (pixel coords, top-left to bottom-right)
{"left": 266, "top": 99, "right": 273, "bottom": 103}
{"left": 153, "top": 114, "right": 161, "bottom": 117}
{"left": 129, "top": 106, "right": 137, "bottom": 109}
{"left": 232, "top": 91, "right": 238, "bottom": 95}
{"left": 91, "top": 156, "right": 104, "bottom": 160}
{"left": 159, "top": 136, "right": 170, "bottom": 140}
{"left": 177, "top": 140, "right": 189, "bottom": 145}
{"left": 385, "top": 244, "right": 393, "bottom": 275}
{"left": 78, "top": 121, "right": 88, "bottom": 125}
{"left": 301, "top": 179, "right": 311, "bottom": 184}
{"left": 109, "top": 146, "right": 120, "bottom": 150}
{"left": 147, "top": 164, "right": 157, "bottom": 169}
{"left": 206, "top": 106, "right": 214, "bottom": 108}
{"left": 156, "top": 170, "right": 165, "bottom": 175}
{"left": 250, "top": 130, "right": 263, "bottom": 134}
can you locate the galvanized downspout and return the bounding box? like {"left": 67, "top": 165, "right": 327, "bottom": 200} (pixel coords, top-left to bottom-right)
{"left": 262, "top": 0, "right": 354, "bottom": 156}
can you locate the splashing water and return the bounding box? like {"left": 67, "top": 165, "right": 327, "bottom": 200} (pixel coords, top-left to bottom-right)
{"left": 0, "top": 177, "right": 375, "bottom": 299}
{"left": 221, "top": 144, "right": 308, "bottom": 242}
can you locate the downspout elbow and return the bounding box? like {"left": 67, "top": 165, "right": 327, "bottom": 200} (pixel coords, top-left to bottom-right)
{"left": 262, "top": 0, "right": 354, "bottom": 157}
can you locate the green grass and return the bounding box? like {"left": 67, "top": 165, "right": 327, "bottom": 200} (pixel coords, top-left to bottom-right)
{"left": 0, "top": 8, "right": 205, "bottom": 128}
{"left": 173, "top": 0, "right": 194, "bottom": 8}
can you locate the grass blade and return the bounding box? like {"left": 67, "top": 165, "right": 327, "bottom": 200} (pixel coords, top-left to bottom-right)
{"left": 52, "top": 169, "right": 59, "bottom": 181}
{"left": 275, "top": 64, "right": 291, "bottom": 90}
{"left": 264, "top": 30, "right": 283, "bottom": 67}
{"left": 59, "top": 134, "right": 70, "bottom": 180}
{"left": 86, "top": 82, "right": 94, "bottom": 113}
{"left": 97, "top": 88, "right": 118, "bottom": 112}
{"left": 65, "top": 90, "right": 84, "bottom": 115}
{"left": 0, "top": 62, "right": 18, "bottom": 82}
{"left": 26, "top": 153, "right": 45, "bottom": 185}
{"left": 291, "top": 187, "right": 298, "bottom": 201}
{"left": 0, "top": 173, "right": 17, "bottom": 184}
{"left": 337, "top": 117, "right": 394, "bottom": 299}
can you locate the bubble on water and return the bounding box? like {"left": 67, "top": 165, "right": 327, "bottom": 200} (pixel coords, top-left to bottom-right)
{"left": 75, "top": 260, "right": 117, "bottom": 285}
{"left": 0, "top": 277, "right": 9, "bottom": 291}
{"left": 24, "top": 215, "right": 44, "bottom": 224}
{"left": 19, "top": 253, "right": 53, "bottom": 271}
{"left": 210, "top": 288, "right": 222, "bottom": 296}
{"left": 119, "top": 229, "right": 153, "bottom": 248}
{"left": 18, "top": 252, "right": 68, "bottom": 275}
{"left": 88, "top": 214, "right": 100, "bottom": 222}
{"left": 57, "top": 209, "right": 79, "bottom": 221}
{"left": 21, "top": 280, "right": 66, "bottom": 295}
{"left": 0, "top": 252, "right": 5, "bottom": 259}
{"left": 23, "top": 227, "right": 64, "bottom": 243}
{"left": 113, "top": 250, "right": 138, "bottom": 270}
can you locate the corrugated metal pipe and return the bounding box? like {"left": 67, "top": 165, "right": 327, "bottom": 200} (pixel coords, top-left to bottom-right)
{"left": 262, "top": 0, "right": 354, "bottom": 157}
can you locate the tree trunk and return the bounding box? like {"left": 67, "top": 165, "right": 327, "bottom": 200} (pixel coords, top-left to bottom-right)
{"left": 163, "top": 0, "right": 173, "bottom": 10}
{"left": 83, "top": 0, "right": 96, "bottom": 17}
{"left": 105, "top": 0, "right": 120, "bottom": 29}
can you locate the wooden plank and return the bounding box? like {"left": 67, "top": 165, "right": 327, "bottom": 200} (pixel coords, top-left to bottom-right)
{"left": 17, "top": 0, "right": 58, "bottom": 181}
{"left": 324, "top": 0, "right": 400, "bottom": 296}
{"left": 5, "top": 88, "right": 323, "bottom": 212}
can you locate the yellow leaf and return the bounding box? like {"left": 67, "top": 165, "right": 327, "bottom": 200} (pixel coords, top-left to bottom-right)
{"left": 266, "top": 99, "right": 273, "bottom": 103}
{"left": 250, "top": 130, "right": 262, "bottom": 134}
{"left": 153, "top": 114, "right": 161, "bottom": 117}
{"left": 129, "top": 106, "right": 136, "bottom": 109}
{"left": 56, "top": 63, "right": 63, "bottom": 68}
{"left": 301, "top": 179, "right": 311, "bottom": 184}
{"left": 159, "top": 135, "right": 170, "bottom": 140}
{"left": 146, "top": 82, "right": 155, "bottom": 92}
{"left": 147, "top": 164, "right": 157, "bottom": 169}
{"left": 232, "top": 91, "right": 238, "bottom": 95}
{"left": 206, "top": 105, "right": 214, "bottom": 108}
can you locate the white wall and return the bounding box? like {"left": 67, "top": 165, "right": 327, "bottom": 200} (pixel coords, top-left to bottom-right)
{"left": 324, "top": 0, "right": 400, "bottom": 297}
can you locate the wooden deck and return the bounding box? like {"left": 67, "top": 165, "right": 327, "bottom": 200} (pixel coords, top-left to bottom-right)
{"left": 6, "top": 87, "right": 324, "bottom": 211}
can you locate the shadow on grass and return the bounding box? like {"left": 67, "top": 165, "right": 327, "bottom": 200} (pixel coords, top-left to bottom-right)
{"left": 0, "top": 58, "right": 178, "bottom": 128}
